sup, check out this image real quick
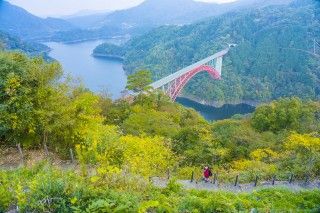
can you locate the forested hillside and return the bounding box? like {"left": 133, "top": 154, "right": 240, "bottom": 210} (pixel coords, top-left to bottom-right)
{"left": 0, "top": 31, "right": 50, "bottom": 56}
{"left": 0, "top": 50, "right": 320, "bottom": 211}
{"left": 105, "top": 0, "right": 320, "bottom": 104}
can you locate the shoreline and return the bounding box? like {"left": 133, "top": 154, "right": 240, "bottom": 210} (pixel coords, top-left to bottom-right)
{"left": 178, "top": 95, "right": 261, "bottom": 108}
{"left": 92, "top": 53, "right": 124, "bottom": 61}
{"left": 40, "top": 35, "right": 130, "bottom": 45}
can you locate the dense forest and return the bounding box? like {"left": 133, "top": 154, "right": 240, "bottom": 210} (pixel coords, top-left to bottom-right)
{"left": 0, "top": 50, "right": 320, "bottom": 211}
{"left": 93, "top": 43, "right": 126, "bottom": 59}
{"left": 97, "top": 0, "right": 320, "bottom": 104}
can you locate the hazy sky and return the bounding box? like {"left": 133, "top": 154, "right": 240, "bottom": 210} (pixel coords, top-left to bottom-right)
{"left": 7, "top": 0, "right": 237, "bottom": 17}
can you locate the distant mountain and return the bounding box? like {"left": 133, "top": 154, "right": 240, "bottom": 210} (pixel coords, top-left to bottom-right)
{"left": 0, "top": 1, "right": 75, "bottom": 40}
{"left": 111, "top": 0, "right": 320, "bottom": 103}
{"left": 0, "top": 31, "right": 50, "bottom": 57}
{"left": 94, "top": 0, "right": 293, "bottom": 30}
{"left": 63, "top": 9, "right": 111, "bottom": 18}
{"left": 56, "top": 0, "right": 292, "bottom": 43}
{"left": 61, "top": 9, "right": 113, "bottom": 29}
{"left": 65, "top": 13, "right": 112, "bottom": 29}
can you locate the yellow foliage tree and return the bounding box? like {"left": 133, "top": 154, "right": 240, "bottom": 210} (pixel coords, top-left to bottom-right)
{"left": 250, "top": 148, "right": 279, "bottom": 163}
{"left": 285, "top": 133, "right": 320, "bottom": 152}
{"left": 76, "top": 125, "right": 121, "bottom": 165}
{"left": 120, "top": 135, "right": 175, "bottom": 177}
{"left": 232, "top": 159, "right": 277, "bottom": 179}
{"left": 285, "top": 132, "right": 320, "bottom": 174}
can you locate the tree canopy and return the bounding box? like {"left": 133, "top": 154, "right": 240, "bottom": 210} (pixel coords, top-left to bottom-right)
{"left": 126, "top": 70, "right": 152, "bottom": 93}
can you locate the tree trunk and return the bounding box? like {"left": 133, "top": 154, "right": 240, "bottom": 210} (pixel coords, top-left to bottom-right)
{"left": 69, "top": 148, "right": 75, "bottom": 163}
{"left": 17, "top": 143, "right": 24, "bottom": 165}
{"left": 43, "top": 131, "right": 49, "bottom": 156}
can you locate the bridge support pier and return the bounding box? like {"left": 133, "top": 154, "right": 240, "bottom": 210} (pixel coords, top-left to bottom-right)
{"left": 215, "top": 56, "right": 223, "bottom": 76}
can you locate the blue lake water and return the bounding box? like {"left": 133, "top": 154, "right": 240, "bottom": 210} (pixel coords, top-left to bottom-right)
{"left": 46, "top": 40, "right": 127, "bottom": 99}
{"left": 46, "top": 40, "right": 255, "bottom": 121}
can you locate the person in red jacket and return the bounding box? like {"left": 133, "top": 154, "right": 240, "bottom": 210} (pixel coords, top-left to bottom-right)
{"left": 203, "top": 166, "right": 212, "bottom": 182}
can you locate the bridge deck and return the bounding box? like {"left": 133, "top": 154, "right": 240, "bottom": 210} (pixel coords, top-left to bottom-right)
{"left": 150, "top": 48, "right": 229, "bottom": 89}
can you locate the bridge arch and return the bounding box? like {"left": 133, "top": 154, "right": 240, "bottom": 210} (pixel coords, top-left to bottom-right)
{"left": 148, "top": 48, "right": 230, "bottom": 101}
{"left": 168, "top": 65, "right": 221, "bottom": 101}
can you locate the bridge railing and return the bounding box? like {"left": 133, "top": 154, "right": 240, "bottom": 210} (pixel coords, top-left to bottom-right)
{"left": 12, "top": 145, "right": 318, "bottom": 190}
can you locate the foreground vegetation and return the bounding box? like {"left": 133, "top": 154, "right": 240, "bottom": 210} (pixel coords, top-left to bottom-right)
{"left": 1, "top": 164, "right": 320, "bottom": 212}
{"left": 0, "top": 51, "right": 319, "bottom": 211}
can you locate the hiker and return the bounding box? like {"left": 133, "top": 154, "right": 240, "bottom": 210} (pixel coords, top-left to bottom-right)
{"left": 203, "top": 166, "right": 212, "bottom": 182}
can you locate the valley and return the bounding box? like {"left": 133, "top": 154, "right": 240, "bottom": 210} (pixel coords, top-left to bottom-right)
{"left": 45, "top": 39, "right": 255, "bottom": 120}
{"left": 0, "top": 0, "right": 319, "bottom": 212}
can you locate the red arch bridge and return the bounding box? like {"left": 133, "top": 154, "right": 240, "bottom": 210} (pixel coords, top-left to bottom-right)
{"left": 149, "top": 48, "right": 230, "bottom": 101}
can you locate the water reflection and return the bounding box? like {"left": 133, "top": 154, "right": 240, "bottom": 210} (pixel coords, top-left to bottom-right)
{"left": 176, "top": 97, "right": 255, "bottom": 121}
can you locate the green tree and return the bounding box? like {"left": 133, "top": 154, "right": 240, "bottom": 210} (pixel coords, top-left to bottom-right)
{"left": 30, "top": 58, "right": 65, "bottom": 151}
{"left": 0, "top": 52, "right": 37, "bottom": 146}
{"left": 100, "top": 99, "right": 131, "bottom": 125}
{"left": 173, "top": 126, "right": 215, "bottom": 165}
{"left": 252, "top": 97, "right": 319, "bottom": 133}
{"left": 126, "top": 70, "right": 152, "bottom": 93}
{"left": 122, "top": 105, "right": 180, "bottom": 138}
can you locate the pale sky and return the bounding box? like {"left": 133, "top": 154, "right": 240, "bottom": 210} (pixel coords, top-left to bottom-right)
{"left": 7, "top": 0, "right": 237, "bottom": 17}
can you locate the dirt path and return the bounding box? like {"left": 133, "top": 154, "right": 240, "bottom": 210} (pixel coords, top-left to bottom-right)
{"left": 151, "top": 177, "right": 320, "bottom": 192}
